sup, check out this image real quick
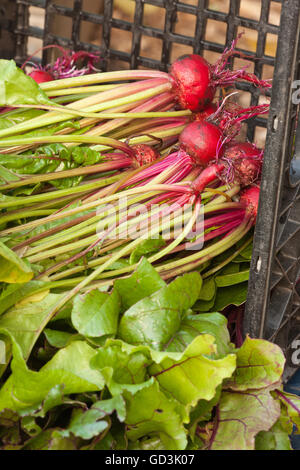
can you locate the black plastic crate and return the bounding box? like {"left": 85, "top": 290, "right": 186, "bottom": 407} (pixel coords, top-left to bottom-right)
{"left": 0, "top": 0, "right": 299, "bottom": 381}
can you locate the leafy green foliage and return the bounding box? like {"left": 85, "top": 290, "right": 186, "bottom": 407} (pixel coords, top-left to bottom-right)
{"left": 0, "top": 258, "right": 298, "bottom": 450}
{"left": 0, "top": 109, "right": 44, "bottom": 132}
{"left": 0, "top": 242, "right": 33, "bottom": 284}
{"left": 61, "top": 395, "right": 126, "bottom": 440}
{"left": 114, "top": 257, "right": 166, "bottom": 311}
{"left": 0, "top": 335, "right": 104, "bottom": 413}
{"left": 125, "top": 380, "right": 187, "bottom": 450}
{"left": 210, "top": 387, "right": 281, "bottom": 450}
{"left": 129, "top": 238, "right": 166, "bottom": 265}
{"left": 0, "top": 145, "right": 103, "bottom": 189}
{"left": 0, "top": 293, "right": 60, "bottom": 360}
{"left": 0, "top": 280, "right": 47, "bottom": 316}
{"left": 118, "top": 272, "right": 202, "bottom": 349}
{"left": 255, "top": 414, "right": 293, "bottom": 450}
{"left": 71, "top": 289, "right": 120, "bottom": 338}
{"left": 0, "top": 60, "right": 51, "bottom": 107}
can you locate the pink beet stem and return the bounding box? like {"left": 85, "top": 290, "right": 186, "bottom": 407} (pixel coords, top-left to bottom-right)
{"left": 89, "top": 91, "right": 175, "bottom": 137}
{"left": 144, "top": 191, "right": 184, "bottom": 207}
{"left": 192, "top": 163, "right": 225, "bottom": 194}
{"left": 170, "top": 210, "right": 245, "bottom": 254}
{"left": 164, "top": 164, "right": 194, "bottom": 185}
{"left": 120, "top": 150, "right": 182, "bottom": 188}
{"left": 211, "top": 34, "right": 272, "bottom": 90}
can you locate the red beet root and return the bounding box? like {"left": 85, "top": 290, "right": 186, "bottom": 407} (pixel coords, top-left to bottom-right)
{"left": 25, "top": 45, "right": 100, "bottom": 81}
{"left": 191, "top": 162, "right": 225, "bottom": 194}
{"left": 240, "top": 185, "right": 260, "bottom": 221}
{"left": 169, "top": 35, "right": 271, "bottom": 113}
{"left": 179, "top": 121, "right": 224, "bottom": 167}
{"left": 223, "top": 142, "right": 263, "bottom": 186}
{"left": 131, "top": 144, "right": 160, "bottom": 167}
{"left": 194, "top": 103, "right": 218, "bottom": 122}
{"left": 170, "top": 55, "right": 215, "bottom": 112}
{"left": 29, "top": 70, "right": 54, "bottom": 83}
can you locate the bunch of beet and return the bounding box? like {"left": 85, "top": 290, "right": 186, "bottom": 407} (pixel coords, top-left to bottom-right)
{"left": 0, "top": 36, "right": 269, "bottom": 316}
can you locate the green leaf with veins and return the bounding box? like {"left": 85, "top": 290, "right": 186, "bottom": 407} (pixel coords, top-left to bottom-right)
{"left": 22, "top": 384, "right": 66, "bottom": 418}
{"left": 0, "top": 241, "right": 33, "bottom": 284}
{"left": 118, "top": 272, "right": 202, "bottom": 349}
{"left": 0, "top": 280, "right": 46, "bottom": 316}
{"left": 0, "top": 336, "right": 104, "bottom": 413}
{"left": 114, "top": 257, "right": 165, "bottom": 311}
{"left": 224, "top": 336, "right": 285, "bottom": 391}
{"left": 22, "top": 428, "right": 78, "bottom": 450}
{"left": 92, "top": 335, "right": 235, "bottom": 409}
{"left": 90, "top": 339, "right": 152, "bottom": 396}
{"left": 0, "top": 331, "right": 11, "bottom": 378}
{"left": 215, "top": 270, "right": 250, "bottom": 287}
{"left": 255, "top": 413, "right": 292, "bottom": 450}
{"left": 274, "top": 390, "right": 300, "bottom": 433}
{"left": 193, "top": 295, "right": 216, "bottom": 313}
{"left": 188, "top": 386, "right": 222, "bottom": 441}
{"left": 149, "top": 335, "right": 236, "bottom": 407}
{"left": 218, "top": 262, "right": 240, "bottom": 275}
{"left": 213, "top": 282, "right": 248, "bottom": 311}
{"left": 129, "top": 238, "right": 166, "bottom": 265}
{"left": 63, "top": 395, "right": 126, "bottom": 440}
{"left": 44, "top": 329, "right": 82, "bottom": 349}
{"left": 164, "top": 312, "right": 233, "bottom": 356}
{"left": 0, "top": 153, "right": 59, "bottom": 176}
{"left": 65, "top": 408, "right": 109, "bottom": 441}
{"left": 124, "top": 380, "right": 187, "bottom": 450}
{"left": 0, "top": 293, "right": 64, "bottom": 360}
{"left": 71, "top": 288, "right": 120, "bottom": 338}
{"left": 0, "top": 165, "right": 20, "bottom": 183}
{"left": 0, "top": 109, "right": 44, "bottom": 131}
{"left": 198, "top": 278, "right": 216, "bottom": 301}
{"left": 210, "top": 387, "right": 281, "bottom": 450}
{"left": 20, "top": 416, "right": 42, "bottom": 437}
{"left": 0, "top": 60, "right": 52, "bottom": 106}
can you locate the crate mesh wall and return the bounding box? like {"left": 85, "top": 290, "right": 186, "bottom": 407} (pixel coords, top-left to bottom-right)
{"left": 0, "top": 0, "right": 299, "bottom": 380}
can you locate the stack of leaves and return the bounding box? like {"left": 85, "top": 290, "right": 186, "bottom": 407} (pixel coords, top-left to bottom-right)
{"left": 0, "top": 259, "right": 299, "bottom": 450}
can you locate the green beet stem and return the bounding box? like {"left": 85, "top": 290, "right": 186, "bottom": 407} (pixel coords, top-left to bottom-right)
{"left": 0, "top": 174, "right": 122, "bottom": 212}
{"left": 45, "top": 84, "right": 118, "bottom": 96}
{"left": 0, "top": 160, "right": 131, "bottom": 191}
{"left": 0, "top": 80, "right": 171, "bottom": 139}
{"left": 40, "top": 70, "right": 170, "bottom": 91}
{"left": 202, "top": 235, "right": 253, "bottom": 279}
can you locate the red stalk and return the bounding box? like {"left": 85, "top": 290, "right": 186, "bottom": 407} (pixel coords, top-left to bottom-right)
{"left": 170, "top": 210, "right": 245, "bottom": 254}
{"left": 191, "top": 163, "right": 225, "bottom": 194}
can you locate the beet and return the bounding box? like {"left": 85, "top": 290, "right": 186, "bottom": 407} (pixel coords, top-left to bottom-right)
{"left": 191, "top": 162, "right": 225, "bottom": 194}
{"left": 240, "top": 185, "right": 260, "bottom": 221}
{"left": 29, "top": 70, "right": 54, "bottom": 83}
{"left": 131, "top": 144, "right": 160, "bottom": 167}
{"left": 169, "top": 35, "right": 271, "bottom": 113}
{"left": 179, "top": 120, "right": 224, "bottom": 167}
{"left": 25, "top": 46, "right": 100, "bottom": 83}
{"left": 194, "top": 103, "right": 218, "bottom": 122}
{"left": 223, "top": 142, "right": 263, "bottom": 186}
{"left": 170, "top": 55, "right": 215, "bottom": 112}
{"left": 224, "top": 142, "right": 261, "bottom": 160}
